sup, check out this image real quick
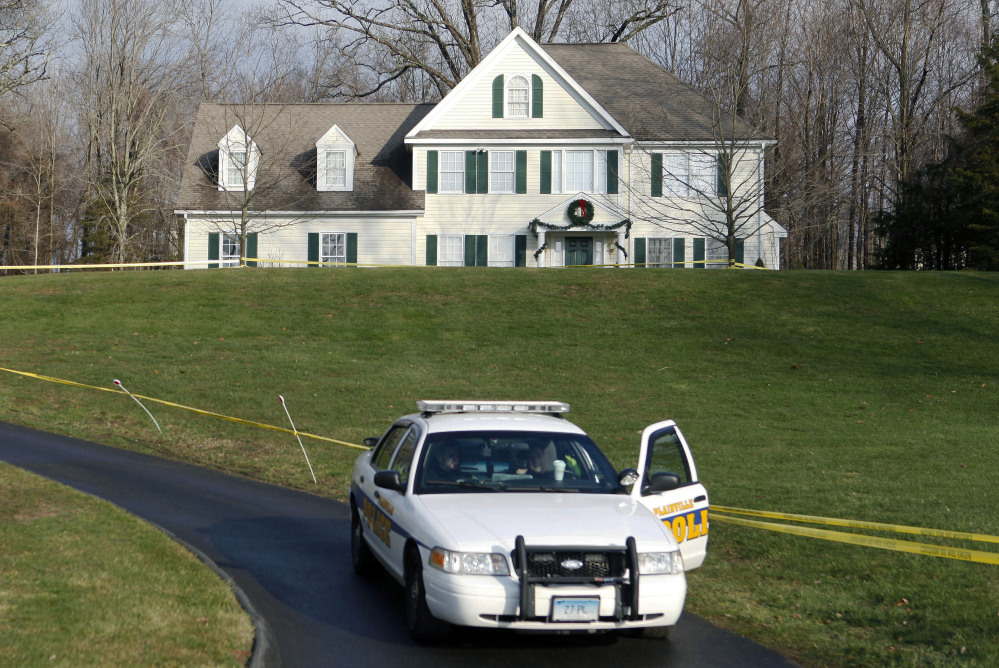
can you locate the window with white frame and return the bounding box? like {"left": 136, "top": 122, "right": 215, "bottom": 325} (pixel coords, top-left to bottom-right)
{"left": 221, "top": 233, "right": 240, "bottom": 267}
{"left": 490, "top": 151, "right": 515, "bottom": 193}
{"left": 321, "top": 232, "right": 347, "bottom": 265}
{"left": 488, "top": 235, "right": 514, "bottom": 267}
{"left": 565, "top": 150, "right": 594, "bottom": 191}
{"left": 706, "top": 238, "right": 728, "bottom": 268}
{"left": 507, "top": 76, "right": 530, "bottom": 118}
{"left": 324, "top": 150, "right": 346, "bottom": 189}
{"left": 438, "top": 234, "right": 464, "bottom": 266}
{"left": 440, "top": 151, "right": 464, "bottom": 193}
{"left": 662, "top": 152, "right": 718, "bottom": 197}
{"left": 218, "top": 125, "right": 258, "bottom": 191}
{"left": 648, "top": 238, "right": 674, "bottom": 268}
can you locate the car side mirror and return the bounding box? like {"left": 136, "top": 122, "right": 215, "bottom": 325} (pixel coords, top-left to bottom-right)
{"left": 618, "top": 468, "right": 639, "bottom": 487}
{"left": 373, "top": 470, "right": 406, "bottom": 492}
{"left": 363, "top": 437, "right": 379, "bottom": 448}
{"left": 645, "top": 472, "right": 681, "bottom": 493}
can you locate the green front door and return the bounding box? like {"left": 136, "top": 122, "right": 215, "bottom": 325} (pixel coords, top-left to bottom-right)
{"left": 565, "top": 237, "right": 593, "bottom": 266}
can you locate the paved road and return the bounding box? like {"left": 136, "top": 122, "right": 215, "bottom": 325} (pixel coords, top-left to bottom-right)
{"left": 0, "top": 421, "right": 799, "bottom": 667}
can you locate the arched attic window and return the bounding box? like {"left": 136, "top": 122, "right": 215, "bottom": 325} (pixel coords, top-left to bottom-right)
{"left": 316, "top": 124, "right": 356, "bottom": 192}
{"left": 492, "top": 74, "right": 544, "bottom": 119}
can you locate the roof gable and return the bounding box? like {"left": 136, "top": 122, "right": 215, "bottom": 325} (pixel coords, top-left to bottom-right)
{"left": 406, "top": 27, "right": 628, "bottom": 140}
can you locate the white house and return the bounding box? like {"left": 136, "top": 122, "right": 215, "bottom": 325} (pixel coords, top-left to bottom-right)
{"left": 176, "top": 28, "right": 787, "bottom": 269}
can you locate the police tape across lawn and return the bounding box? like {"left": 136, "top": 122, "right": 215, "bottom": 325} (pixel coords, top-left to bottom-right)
{"left": 2, "top": 364, "right": 997, "bottom": 563}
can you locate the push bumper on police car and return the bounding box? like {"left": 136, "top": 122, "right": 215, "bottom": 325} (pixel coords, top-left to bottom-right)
{"left": 419, "top": 535, "right": 686, "bottom": 631}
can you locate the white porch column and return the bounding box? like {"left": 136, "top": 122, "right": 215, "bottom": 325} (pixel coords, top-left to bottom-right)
{"left": 536, "top": 229, "right": 546, "bottom": 268}
{"left": 617, "top": 229, "right": 628, "bottom": 267}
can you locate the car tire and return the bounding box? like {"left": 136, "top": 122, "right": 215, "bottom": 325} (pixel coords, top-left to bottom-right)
{"left": 350, "top": 503, "right": 377, "bottom": 577}
{"left": 405, "top": 547, "right": 450, "bottom": 642}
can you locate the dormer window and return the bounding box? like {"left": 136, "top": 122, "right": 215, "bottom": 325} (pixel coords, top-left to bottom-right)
{"left": 218, "top": 125, "right": 259, "bottom": 192}
{"left": 492, "top": 74, "right": 543, "bottom": 119}
{"left": 507, "top": 76, "right": 529, "bottom": 118}
{"left": 317, "top": 124, "right": 355, "bottom": 192}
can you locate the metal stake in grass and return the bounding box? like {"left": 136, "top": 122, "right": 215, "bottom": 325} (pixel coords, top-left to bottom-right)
{"left": 279, "top": 395, "right": 317, "bottom": 484}
{"left": 113, "top": 379, "right": 162, "bottom": 433}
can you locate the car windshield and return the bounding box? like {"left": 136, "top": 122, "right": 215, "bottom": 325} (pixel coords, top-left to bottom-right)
{"left": 414, "top": 430, "right": 623, "bottom": 495}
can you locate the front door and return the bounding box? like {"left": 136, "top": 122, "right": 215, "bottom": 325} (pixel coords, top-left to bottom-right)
{"left": 564, "top": 237, "right": 592, "bottom": 266}
{"left": 632, "top": 421, "right": 710, "bottom": 569}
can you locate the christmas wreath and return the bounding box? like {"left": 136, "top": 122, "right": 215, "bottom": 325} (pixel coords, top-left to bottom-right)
{"left": 566, "top": 198, "right": 595, "bottom": 226}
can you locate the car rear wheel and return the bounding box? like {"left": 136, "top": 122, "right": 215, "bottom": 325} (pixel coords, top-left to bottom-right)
{"left": 404, "top": 547, "right": 450, "bottom": 642}
{"left": 351, "top": 503, "right": 377, "bottom": 577}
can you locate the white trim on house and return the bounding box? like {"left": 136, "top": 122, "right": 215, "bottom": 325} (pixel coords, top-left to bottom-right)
{"left": 405, "top": 27, "right": 630, "bottom": 141}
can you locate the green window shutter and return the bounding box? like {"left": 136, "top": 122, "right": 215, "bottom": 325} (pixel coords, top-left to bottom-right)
{"left": 476, "top": 235, "right": 488, "bottom": 266}
{"left": 476, "top": 152, "right": 488, "bottom": 194}
{"left": 735, "top": 239, "right": 745, "bottom": 265}
{"left": 607, "top": 150, "right": 619, "bottom": 194}
{"left": 308, "top": 232, "right": 319, "bottom": 267}
{"left": 465, "top": 151, "right": 477, "bottom": 193}
{"left": 515, "top": 235, "right": 527, "bottom": 267}
{"left": 651, "top": 153, "right": 663, "bottom": 197}
{"left": 718, "top": 154, "right": 728, "bottom": 198}
{"left": 693, "top": 238, "right": 705, "bottom": 268}
{"left": 515, "top": 150, "right": 527, "bottom": 194}
{"left": 634, "top": 237, "right": 646, "bottom": 268}
{"left": 673, "top": 238, "right": 685, "bottom": 268}
{"left": 492, "top": 75, "right": 504, "bottom": 118}
{"left": 246, "top": 233, "right": 258, "bottom": 267}
{"left": 347, "top": 233, "right": 358, "bottom": 265}
{"left": 464, "top": 235, "right": 476, "bottom": 266}
{"left": 540, "top": 151, "right": 552, "bottom": 194}
{"left": 532, "top": 74, "right": 543, "bottom": 118}
{"left": 426, "top": 235, "right": 437, "bottom": 266}
{"left": 426, "top": 150, "right": 438, "bottom": 194}
{"left": 207, "top": 232, "right": 219, "bottom": 269}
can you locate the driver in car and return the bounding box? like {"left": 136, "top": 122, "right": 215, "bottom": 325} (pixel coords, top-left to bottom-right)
{"left": 426, "top": 442, "right": 462, "bottom": 481}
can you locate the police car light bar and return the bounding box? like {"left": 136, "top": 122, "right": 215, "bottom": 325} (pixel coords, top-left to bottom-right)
{"left": 417, "top": 400, "right": 570, "bottom": 415}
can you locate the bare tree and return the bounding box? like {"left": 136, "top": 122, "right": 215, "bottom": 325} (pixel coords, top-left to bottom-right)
{"left": 272, "top": 0, "right": 677, "bottom": 101}
{"left": 73, "top": 0, "right": 191, "bottom": 265}
{"left": 0, "top": 0, "right": 50, "bottom": 99}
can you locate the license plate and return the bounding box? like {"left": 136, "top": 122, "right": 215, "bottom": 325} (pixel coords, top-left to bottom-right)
{"left": 551, "top": 597, "right": 600, "bottom": 622}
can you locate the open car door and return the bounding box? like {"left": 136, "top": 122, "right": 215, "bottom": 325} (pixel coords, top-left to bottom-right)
{"left": 631, "top": 420, "right": 709, "bottom": 570}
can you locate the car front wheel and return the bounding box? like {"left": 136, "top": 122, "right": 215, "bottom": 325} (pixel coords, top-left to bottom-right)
{"left": 404, "top": 547, "right": 450, "bottom": 642}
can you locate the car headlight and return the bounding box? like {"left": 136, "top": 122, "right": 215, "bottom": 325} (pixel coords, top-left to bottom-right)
{"left": 637, "top": 550, "right": 684, "bottom": 575}
{"left": 429, "top": 547, "right": 510, "bottom": 575}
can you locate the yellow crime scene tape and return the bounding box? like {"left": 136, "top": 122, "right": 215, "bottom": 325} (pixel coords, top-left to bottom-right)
{"left": 0, "top": 366, "right": 368, "bottom": 451}
{"left": 712, "top": 507, "right": 999, "bottom": 565}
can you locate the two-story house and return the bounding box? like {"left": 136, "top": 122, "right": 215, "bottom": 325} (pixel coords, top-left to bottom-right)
{"left": 176, "top": 28, "right": 786, "bottom": 269}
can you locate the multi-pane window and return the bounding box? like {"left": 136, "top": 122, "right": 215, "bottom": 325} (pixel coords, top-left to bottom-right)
{"left": 324, "top": 150, "right": 346, "bottom": 189}
{"left": 663, "top": 153, "right": 717, "bottom": 197}
{"left": 488, "top": 235, "right": 513, "bottom": 267}
{"left": 565, "top": 150, "right": 594, "bottom": 191}
{"left": 648, "top": 238, "right": 674, "bottom": 268}
{"left": 706, "top": 238, "right": 728, "bottom": 268}
{"left": 321, "top": 232, "right": 347, "bottom": 265}
{"left": 507, "top": 76, "right": 529, "bottom": 118}
{"left": 227, "top": 150, "right": 246, "bottom": 188}
{"left": 490, "top": 151, "right": 515, "bottom": 193}
{"left": 440, "top": 151, "right": 464, "bottom": 193}
{"left": 221, "top": 233, "right": 240, "bottom": 267}
{"left": 438, "top": 234, "right": 464, "bottom": 266}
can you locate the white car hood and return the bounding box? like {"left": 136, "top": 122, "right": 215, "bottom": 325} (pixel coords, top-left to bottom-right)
{"left": 417, "top": 493, "right": 676, "bottom": 553}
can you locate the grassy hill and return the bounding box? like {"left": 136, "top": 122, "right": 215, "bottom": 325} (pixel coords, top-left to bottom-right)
{"left": 1, "top": 267, "right": 997, "bottom": 666}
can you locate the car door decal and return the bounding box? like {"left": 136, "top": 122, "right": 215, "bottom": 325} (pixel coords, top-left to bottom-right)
{"left": 658, "top": 506, "right": 710, "bottom": 545}
{"left": 362, "top": 494, "right": 393, "bottom": 547}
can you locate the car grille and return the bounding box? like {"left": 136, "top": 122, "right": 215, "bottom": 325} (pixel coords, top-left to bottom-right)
{"left": 513, "top": 549, "right": 628, "bottom": 580}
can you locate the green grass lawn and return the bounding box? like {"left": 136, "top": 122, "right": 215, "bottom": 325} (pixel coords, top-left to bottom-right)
{"left": 0, "top": 463, "right": 254, "bottom": 667}
{"left": 1, "top": 267, "right": 997, "bottom": 667}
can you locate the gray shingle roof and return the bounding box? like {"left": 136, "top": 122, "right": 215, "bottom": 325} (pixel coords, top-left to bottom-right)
{"left": 541, "top": 42, "right": 762, "bottom": 142}
{"left": 176, "top": 103, "right": 433, "bottom": 212}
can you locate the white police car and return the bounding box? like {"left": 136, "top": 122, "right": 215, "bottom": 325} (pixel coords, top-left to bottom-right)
{"left": 349, "top": 401, "right": 709, "bottom": 641}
